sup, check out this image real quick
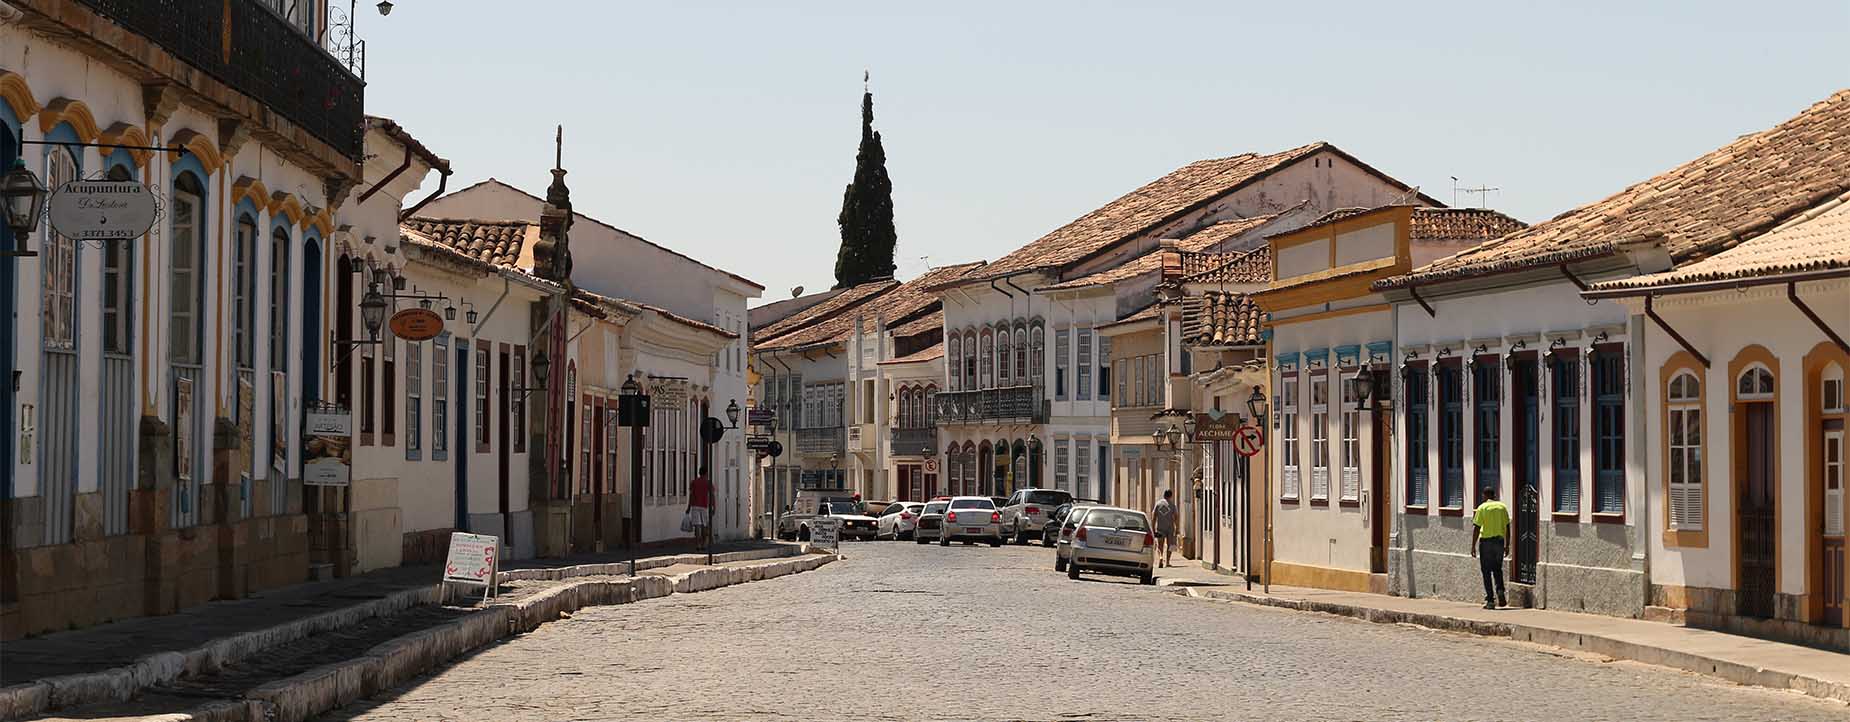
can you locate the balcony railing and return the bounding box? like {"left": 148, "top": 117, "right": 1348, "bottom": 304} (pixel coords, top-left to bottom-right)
{"left": 796, "top": 426, "right": 844, "bottom": 455}
{"left": 890, "top": 427, "right": 939, "bottom": 457}
{"left": 935, "top": 386, "right": 1046, "bottom": 425}
{"left": 75, "top": 0, "right": 365, "bottom": 160}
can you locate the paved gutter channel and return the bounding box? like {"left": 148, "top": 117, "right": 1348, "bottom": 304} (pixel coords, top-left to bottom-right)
{"left": 12, "top": 547, "right": 833, "bottom": 722}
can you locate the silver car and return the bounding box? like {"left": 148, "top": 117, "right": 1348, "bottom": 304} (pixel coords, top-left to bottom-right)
{"left": 939, "top": 496, "right": 1003, "bottom": 547}
{"left": 1065, "top": 506, "right": 1156, "bottom": 585}
{"left": 1000, "top": 488, "right": 1074, "bottom": 544}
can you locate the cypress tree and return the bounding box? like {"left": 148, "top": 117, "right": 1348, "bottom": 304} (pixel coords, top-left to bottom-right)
{"left": 834, "top": 81, "right": 897, "bottom": 289}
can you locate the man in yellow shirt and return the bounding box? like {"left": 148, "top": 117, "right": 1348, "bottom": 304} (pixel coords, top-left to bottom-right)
{"left": 1470, "top": 485, "right": 1512, "bottom": 609}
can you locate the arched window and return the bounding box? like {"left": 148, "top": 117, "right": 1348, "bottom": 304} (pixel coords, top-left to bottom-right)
{"left": 947, "top": 334, "right": 962, "bottom": 391}
{"left": 997, "top": 324, "right": 1012, "bottom": 386}
{"left": 39, "top": 144, "right": 79, "bottom": 544}
{"left": 1738, "top": 365, "right": 1775, "bottom": 401}
{"left": 42, "top": 146, "right": 77, "bottom": 351}
{"left": 101, "top": 164, "right": 135, "bottom": 356}
{"left": 980, "top": 329, "right": 994, "bottom": 390}
{"left": 963, "top": 330, "right": 977, "bottom": 393}
{"left": 1014, "top": 323, "right": 1028, "bottom": 382}
{"left": 1666, "top": 370, "right": 1703, "bottom": 531}
{"left": 1030, "top": 320, "right": 1046, "bottom": 396}
{"left": 925, "top": 385, "right": 938, "bottom": 427}
{"left": 170, "top": 173, "right": 207, "bottom": 366}
{"left": 899, "top": 386, "right": 914, "bottom": 428}
{"left": 233, "top": 216, "right": 258, "bottom": 370}
{"left": 268, "top": 225, "right": 291, "bottom": 481}
{"left": 1823, "top": 363, "right": 1845, "bottom": 414}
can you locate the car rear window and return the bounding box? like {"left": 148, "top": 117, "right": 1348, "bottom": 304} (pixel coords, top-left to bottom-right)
{"left": 1025, "top": 490, "right": 1071, "bottom": 506}
{"left": 922, "top": 502, "right": 948, "bottom": 515}
{"left": 950, "top": 498, "right": 995, "bottom": 510}
{"left": 1083, "top": 510, "right": 1148, "bottom": 531}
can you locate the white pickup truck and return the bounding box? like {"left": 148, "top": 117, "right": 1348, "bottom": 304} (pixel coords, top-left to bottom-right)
{"left": 777, "top": 495, "right": 878, "bottom": 541}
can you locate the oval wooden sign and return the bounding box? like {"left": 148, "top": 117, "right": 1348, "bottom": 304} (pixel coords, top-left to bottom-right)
{"left": 389, "top": 308, "right": 445, "bottom": 341}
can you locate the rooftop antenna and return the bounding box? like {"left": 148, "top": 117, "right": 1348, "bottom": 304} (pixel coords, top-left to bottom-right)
{"left": 1451, "top": 176, "right": 1500, "bottom": 208}
{"left": 919, "top": 255, "right": 932, "bottom": 271}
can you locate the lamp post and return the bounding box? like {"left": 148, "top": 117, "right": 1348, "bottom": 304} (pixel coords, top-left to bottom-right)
{"left": 619, "top": 374, "right": 650, "bottom": 576}
{"left": 511, "top": 350, "right": 549, "bottom": 402}
{"left": 1245, "top": 383, "right": 1271, "bottom": 593}
{"left": 1351, "top": 365, "right": 1375, "bottom": 412}
{"left": 359, "top": 285, "right": 387, "bottom": 341}
{"left": 2, "top": 158, "right": 49, "bottom": 257}
{"left": 725, "top": 399, "right": 741, "bottom": 428}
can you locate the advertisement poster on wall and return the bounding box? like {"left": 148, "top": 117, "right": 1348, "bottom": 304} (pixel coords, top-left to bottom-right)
{"left": 304, "top": 408, "right": 352, "bottom": 486}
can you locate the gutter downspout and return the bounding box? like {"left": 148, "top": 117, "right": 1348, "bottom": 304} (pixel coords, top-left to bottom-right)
{"left": 471, "top": 276, "right": 512, "bottom": 336}
{"left": 1644, "top": 296, "right": 1709, "bottom": 368}
{"left": 1406, "top": 284, "right": 1436, "bottom": 317}
{"left": 1789, "top": 282, "right": 1850, "bottom": 356}
{"left": 399, "top": 167, "right": 450, "bottom": 222}
{"left": 356, "top": 144, "right": 411, "bottom": 205}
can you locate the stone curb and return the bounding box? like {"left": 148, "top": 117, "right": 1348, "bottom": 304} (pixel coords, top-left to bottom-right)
{"left": 86, "top": 552, "right": 835, "bottom": 722}
{"left": 1179, "top": 587, "right": 1850, "bottom": 705}
{"left": 0, "top": 545, "right": 804, "bottom": 722}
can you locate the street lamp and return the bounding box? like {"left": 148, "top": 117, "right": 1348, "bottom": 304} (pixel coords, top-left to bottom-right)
{"left": 376, "top": 0, "right": 393, "bottom": 14}
{"left": 1351, "top": 365, "right": 1375, "bottom": 412}
{"left": 725, "top": 399, "right": 741, "bottom": 428}
{"left": 359, "top": 285, "right": 387, "bottom": 340}
{"left": 2, "top": 158, "right": 49, "bottom": 254}
{"left": 512, "top": 350, "right": 550, "bottom": 402}
{"left": 1245, "top": 385, "right": 1268, "bottom": 423}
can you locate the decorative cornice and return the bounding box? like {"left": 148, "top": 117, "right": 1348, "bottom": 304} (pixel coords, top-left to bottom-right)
{"left": 98, "top": 122, "right": 152, "bottom": 167}
{"left": 217, "top": 117, "right": 252, "bottom": 159}
{"left": 37, "top": 97, "right": 102, "bottom": 142}
{"left": 167, "top": 128, "right": 224, "bottom": 169}
{"left": 231, "top": 176, "right": 270, "bottom": 213}
{"left": 141, "top": 83, "right": 180, "bottom": 129}
{"left": 303, "top": 206, "right": 334, "bottom": 237}
{"left": 268, "top": 190, "right": 305, "bottom": 227}
{"left": 0, "top": 69, "right": 40, "bottom": 123}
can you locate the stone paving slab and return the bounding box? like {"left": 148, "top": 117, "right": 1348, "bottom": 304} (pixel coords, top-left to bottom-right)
{"left": 1155, "top": 561, "right": 1850, "bottom": 704}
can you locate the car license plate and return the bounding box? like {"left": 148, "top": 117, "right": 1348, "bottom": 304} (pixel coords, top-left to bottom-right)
{"left": 963, "top": 527, "right": 983, "bottom": 534}
{"left": 1098, "top": 533, "right": 1130, "bottom": 548}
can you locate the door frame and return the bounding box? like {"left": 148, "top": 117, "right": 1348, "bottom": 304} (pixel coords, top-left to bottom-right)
{"left": 454, "top": 339, "right": 470, "bottom": 531}
{"left": 1510, "top": 354, "right": 1541, "bottom": 584}
{"left": 1802, "top": 343, "right": 1849, "bottom": 627}
{"left": 497, "top": 344, "right": 511, "bottom": 521}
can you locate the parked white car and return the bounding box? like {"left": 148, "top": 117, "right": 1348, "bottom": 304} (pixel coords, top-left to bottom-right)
{"left": 1064, "top": 506, "right": 1156, "bottom": 585}
{"left": 939, "top": 496, "right": 1003, "bottom": 547}
{"left": 877, "top": 502, "right": 926, "bottom": 540}
{"left": 1052, "top": 505, "right": 1099, "bottom": 571}
{"left": 914, "top": 499, "right": 950, "bottom": 544}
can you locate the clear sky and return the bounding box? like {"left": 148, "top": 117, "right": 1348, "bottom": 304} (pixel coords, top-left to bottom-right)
{"left": 362, "top": 1, "right": 1847, "bottom": 305}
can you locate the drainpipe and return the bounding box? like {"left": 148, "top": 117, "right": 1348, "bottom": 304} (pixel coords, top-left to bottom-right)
{"left": 355, "top": 144, "right": 411, "bottom": 205}
{"left": 399, "top": 166, "right": 450, "bottom": 222}
{"left": 1789, "top": 282, "right": 1850, "bottom": 356}
{"left": 471, "top": 276, "right": 512, "bottom": 335}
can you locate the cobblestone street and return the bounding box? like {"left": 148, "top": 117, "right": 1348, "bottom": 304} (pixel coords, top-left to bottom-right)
{"left": 321, "top": 542, "right": 1846, "bottom": 721}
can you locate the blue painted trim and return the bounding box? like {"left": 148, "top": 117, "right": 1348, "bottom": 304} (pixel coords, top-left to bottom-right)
{"left": 105, "top": 148, "right": 139, "bottom": 177}
{"left": 269, "top": 209, "right": 297, "bottom": 241}
{"left": 235, "top": 197, "right": 264, "bottom": 230}
{"left": 1366, "top": 341, "right": 1394, "bottom": 358}
{"left": 1273, "top": 351, "right": 1300, "bottom": 367}
{"left": 1301, "top": 347, "right": 1330, "bottom": 363}
{"left": 1334, "top": 344, "right": 1361, "bottom": 367}
{"left": 43, "top": 121, "right": 84, "bottom": 153}
{"left": 0, "top": 101, "right": 19, "bottom": 139}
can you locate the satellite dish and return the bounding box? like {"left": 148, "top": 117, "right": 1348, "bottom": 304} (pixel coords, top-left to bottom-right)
{"left": 791, "top": 285, "right": 805, "bottom": 298}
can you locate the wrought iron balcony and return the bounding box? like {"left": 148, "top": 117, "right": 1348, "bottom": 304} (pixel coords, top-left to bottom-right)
{"left": 890, "top": 427, "right": 939, "bottom": 457}
{"left": 74, "top": 0, "right": 365, "bottom": 161}
{"left": 796, "top": 426, "right": 845, "bottom": 455}
{"left": 935, "top": 386, "right": 1046, "bottom": 425}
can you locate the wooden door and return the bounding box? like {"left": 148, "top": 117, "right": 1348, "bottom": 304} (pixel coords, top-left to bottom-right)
{"left": 1512, "top": 358, "right": 1541, "bottom": 584}
{"left": 1739, "top": 403, "right": 1777, "bottom": 618}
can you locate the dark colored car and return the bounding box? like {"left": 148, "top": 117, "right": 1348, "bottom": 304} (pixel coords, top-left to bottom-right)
{"left": 1041, "top": 503, "right": 1074, "bottom": 547}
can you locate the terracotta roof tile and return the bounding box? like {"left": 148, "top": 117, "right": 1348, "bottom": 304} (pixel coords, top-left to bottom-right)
{"left": 1040, "top": 215, "right": 1280, "bottom": 292}
{"left": 880, "top": 341, "right": 945, "bottom": 366}
{"left": 1591, "top": 193, "right": 1850, "bottom": 291}
{"left": 403, "top": 217, "right": 533, "bottom": 268}
{"left": 1409, "top": 207, "right": 1527, "bottom": 243}
{"left": 969, "top": 143, "right": 1330, "bottom": 282}
{"left": 891, "top": 309, "right": 945, "bottom": 338}
{"left": 1177, "top": 246, "right": 1273, "bottom": 286}
{"left": 753, "top": 279, "right": 899, "bottom": 343}
{"left": 757, "top": 262, "right": 983, "bottom": 351}
{"left": 1182, "top": 291, "right": 1264, "bottom": 346}
{"left": 1381, "top": 89, "right": 1850, "bottom": 289}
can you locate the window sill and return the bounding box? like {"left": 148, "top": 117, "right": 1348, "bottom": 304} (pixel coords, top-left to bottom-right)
{"left": 1663, "top": 528, "right": 1709, "bottom": 548}
{"left": 1438, "top": 506, "right": 1464, "bottom": 517}
{"left": 1280, "top": 496, "right": 1301, "bottom": 505}
{"left": 1405, "top": 504, "right": 1428, "bottom": 514}
{"left": 1338, "top": 498, "right": 1361, "bottom": 508}
{"left": 1551, "top": 511, "right": 1581, "bottom": 522}
{"left": 1309, "top": 497, "right": 1329, "bottom": 507}
{"left": 1591, "top": 512, "right": 1626, "bottom": 525}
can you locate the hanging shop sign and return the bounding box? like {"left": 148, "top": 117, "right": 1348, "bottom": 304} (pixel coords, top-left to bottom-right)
{"left": 1192, "top": 411, "right": 1244, "bottom": 442}
{"left": 388, "top": 307, "right": 445, "bottom": 341}
{"left": 304, "top": 408, "right": 353, "bottom": 486}
{"left": 47, "top": 180, "right": 158, "bottom": 241}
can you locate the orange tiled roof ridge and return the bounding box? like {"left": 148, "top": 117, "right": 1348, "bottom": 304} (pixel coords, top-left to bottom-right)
{"left": 403, "top": 217, "right": 532, "bottom": 268}
{"left": 1380, "top": 89, "right": 1850, "bottom": 289}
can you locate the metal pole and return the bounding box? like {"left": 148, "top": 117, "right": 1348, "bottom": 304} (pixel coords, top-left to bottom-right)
{"left": 629, "top": 421, "right": 643, "bottom": 577}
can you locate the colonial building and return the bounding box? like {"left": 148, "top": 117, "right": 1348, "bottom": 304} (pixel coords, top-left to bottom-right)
{"left": 931, "top": 142, "right": 1439, "bottom": 507}
{"left": 2, "top": 0, "right": 365, "bottom": 637}
{"left": 1374, "top": 89, "right": 1847, "bottom": 618}
{"left": 1252, "top": 205, "right": 1523, "bottom": 594}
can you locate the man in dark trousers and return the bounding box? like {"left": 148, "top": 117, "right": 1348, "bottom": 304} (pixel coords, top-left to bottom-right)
{"left": 1470, "top": 485, "right": 1512, "bottom": 609}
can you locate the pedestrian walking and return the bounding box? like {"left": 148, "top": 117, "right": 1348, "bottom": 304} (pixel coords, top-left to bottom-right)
{"left": 1470, "top": 485, "right": 1511, "bottom": 609}
{"left": 686, "top": 465, "right": 714, "bottom": 551}
{"left": 1152, "top": 489, "right": 1177, "bottom": 568}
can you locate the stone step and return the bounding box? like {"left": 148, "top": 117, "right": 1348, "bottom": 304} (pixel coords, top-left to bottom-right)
{"left": 1643, "top": 605, "right": 1687, "bottom": 625}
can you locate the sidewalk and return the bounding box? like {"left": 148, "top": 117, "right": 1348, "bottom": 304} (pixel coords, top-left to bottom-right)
{"left": 1154, "top": 560, "right": 1850, "bottom": 705}
{"left": 0, "top": 539, "right": 789, "bottom": 686}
